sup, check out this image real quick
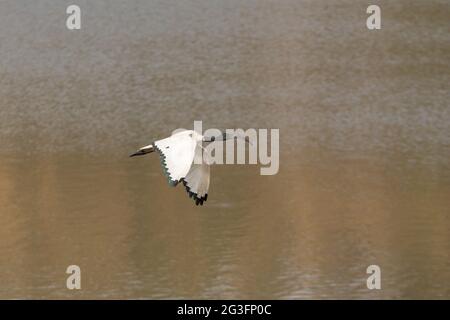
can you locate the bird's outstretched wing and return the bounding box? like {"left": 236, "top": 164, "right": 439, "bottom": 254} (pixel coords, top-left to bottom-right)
{"left": 154, "top": 133, "right": 197, "bottom": 186}
{"left": 182, "top": 145, "right": 210, "bottom": 205}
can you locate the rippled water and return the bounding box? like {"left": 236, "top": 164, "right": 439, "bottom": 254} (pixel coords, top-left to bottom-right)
{"left": 0, "top": 0, "right": 449, "bottom": 299}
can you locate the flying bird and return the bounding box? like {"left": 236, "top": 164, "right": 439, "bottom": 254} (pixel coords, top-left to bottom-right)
{"left": 130, "top": 130, "right": 248, "bottom": 205}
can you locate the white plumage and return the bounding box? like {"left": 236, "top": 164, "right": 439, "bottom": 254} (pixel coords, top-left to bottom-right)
{"left": 183, "top": 144, "right": 210, "bottom": 202}
{"left": 130, "top": 130, "right": 211, "bottom": 205}
{"left": 154, "top": 132, "right": 198, "bottom": 185}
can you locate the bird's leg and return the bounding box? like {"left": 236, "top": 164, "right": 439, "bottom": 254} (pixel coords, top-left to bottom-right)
{"left": 129, "top": 144, "right": 155, "bottom": 157}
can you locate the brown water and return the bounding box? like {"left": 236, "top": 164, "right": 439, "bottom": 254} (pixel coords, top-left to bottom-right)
{"left": 0, "top": 0, "right": 449, "bottom": 299}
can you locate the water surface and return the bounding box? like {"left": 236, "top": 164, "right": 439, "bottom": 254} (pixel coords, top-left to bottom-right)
{"left": 0, "top": 0, "right": 449, "bottom": 299}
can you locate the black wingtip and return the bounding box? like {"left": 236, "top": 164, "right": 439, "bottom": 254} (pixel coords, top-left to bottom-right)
{"left": 182, "top": 179, "right": 208, "bottom": 206}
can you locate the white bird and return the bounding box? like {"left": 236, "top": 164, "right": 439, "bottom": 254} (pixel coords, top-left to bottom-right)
{"left": 130, "top": 130, "right": 248, "bottom": 205}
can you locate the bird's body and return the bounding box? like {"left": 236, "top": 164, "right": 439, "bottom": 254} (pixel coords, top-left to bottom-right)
{"left": 131, "top": 129, "right": 249, "bottom": 205}
{"left": 130, "top": 130, "right": 211, "bottom": 205}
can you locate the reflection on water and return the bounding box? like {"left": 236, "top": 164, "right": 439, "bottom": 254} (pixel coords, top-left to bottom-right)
{"left": 0, "top": 0, "right": 449, "bottom": 298}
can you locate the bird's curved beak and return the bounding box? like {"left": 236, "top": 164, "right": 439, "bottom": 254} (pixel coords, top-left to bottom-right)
{"left": 234, "top": 135, "right": 253, "bottom": 146}
{"left": 243, "top": 136, "right": 253, "bottom": 146}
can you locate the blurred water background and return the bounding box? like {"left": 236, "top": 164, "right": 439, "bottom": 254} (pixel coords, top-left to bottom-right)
{"left": 0, "top": 0, "right": 449, "bottom": 298}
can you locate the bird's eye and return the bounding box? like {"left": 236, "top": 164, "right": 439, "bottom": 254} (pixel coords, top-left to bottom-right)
{"left": 166, "top": 146, "right": 169, "bottom": 149}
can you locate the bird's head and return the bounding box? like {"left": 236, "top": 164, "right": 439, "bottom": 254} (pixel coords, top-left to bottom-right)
{"left": 204, "top": 132, "right": 253, "bottom": 145}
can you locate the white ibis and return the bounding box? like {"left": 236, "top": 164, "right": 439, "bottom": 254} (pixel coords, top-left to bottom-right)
{"left": 130, "top": 130, "right": 248, "bottom": 205}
